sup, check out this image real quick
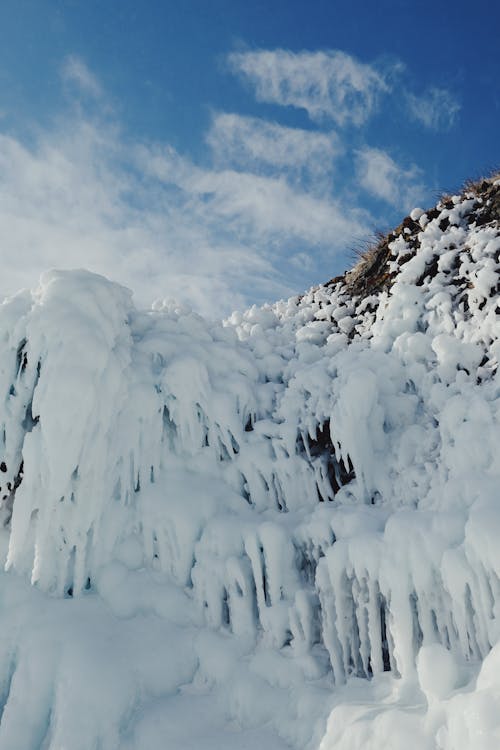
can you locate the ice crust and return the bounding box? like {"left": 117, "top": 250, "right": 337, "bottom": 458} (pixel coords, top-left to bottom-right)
{"left": 0, "top": 187, "right": 499, "bottom": 748}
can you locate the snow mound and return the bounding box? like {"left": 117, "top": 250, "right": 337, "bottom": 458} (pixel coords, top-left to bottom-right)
{"left": 0, "top": 175, "right": 499, "bottom": 748}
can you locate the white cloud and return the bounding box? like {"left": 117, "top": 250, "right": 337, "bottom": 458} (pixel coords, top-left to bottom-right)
{"left": 355, "top": 147, "right": 425, "bottom": 212}
{"left": 207, "top": 113, "right": 340, "bottom": 184}
{"left": 0, "top": 123, "right": 280, "bottom": 316}
{"left": 290, "top": 252, "right": 314, "bottom": 271}
{"left": 61, "top": 55, "right": 103, "bottom": 99}
{"left": 3, "top": 48, "right": 440, "bottom": 318}
{"left": 228, "top": 49, "right": 393, "bottom": 126}
{"left": 135, "top": 144, "right": 366, "bottom": 248}
{"left": 406, "top": 87, "right": 460, "bottom": 131}
{"left": 0, "top": 111, "right": 369, "bottom": 317}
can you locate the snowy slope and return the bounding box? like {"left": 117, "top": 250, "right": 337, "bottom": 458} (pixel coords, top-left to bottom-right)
{"left": 0, "top": 175, "right": 499, "bottom": 749}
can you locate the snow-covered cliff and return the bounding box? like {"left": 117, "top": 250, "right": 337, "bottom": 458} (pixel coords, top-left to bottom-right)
{"left": 0, "top": 175, "right": 499, "bottom": 749}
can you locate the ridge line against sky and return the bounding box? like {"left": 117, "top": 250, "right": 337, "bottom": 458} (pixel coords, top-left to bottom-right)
{"left": 0, "top": 0, "right": 498, "bottom": 316}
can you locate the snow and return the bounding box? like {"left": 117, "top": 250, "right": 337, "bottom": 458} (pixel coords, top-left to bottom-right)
{"left": 0, "top": 183, "right": 499, "bottom": 748}
{"left": 410, "top": 207, "right": 424, "bottom": 222}
{"left": 417, "top": 644, "right": 460, "bottom": 701}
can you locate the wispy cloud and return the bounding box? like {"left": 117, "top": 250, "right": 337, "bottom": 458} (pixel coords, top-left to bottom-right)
{"left": 0, "top": 107, "right": 368, "bottom": 316}
{"left": 406, "top": 87, "right": 460, "bottom": 131}
{"left": 61, "top": 55, "right": 103, "bottom": 99}
{"left": 290, "top": 251, "right": 314, "bottom": 271}
{"left": 207, "top": 113, "right": 340, "bottom": 184}
{"left": 3, "top": 49, "right": 443, "bottom": 317}
{"left": 228, "top": 49, "right": 394, "bottom": 126}
{"left": 0, "top": 122, "right": 285, "bottom": 316}
{"left": 135, "top": 143, "right": 367, "bottom": 249}
{"left": 355, "top": 147, "right": 425, "bottom": 212}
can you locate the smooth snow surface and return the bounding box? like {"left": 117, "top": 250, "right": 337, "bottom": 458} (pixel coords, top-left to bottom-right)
{"left": 0, "top": 183, "right": 499, "bottom": 749}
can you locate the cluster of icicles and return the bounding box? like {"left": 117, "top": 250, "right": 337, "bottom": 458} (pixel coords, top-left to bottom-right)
{"left": 0, "top": 183, "right": 499, "bottom": 688}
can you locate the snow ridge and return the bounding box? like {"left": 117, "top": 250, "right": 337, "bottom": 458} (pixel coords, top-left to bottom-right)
{"left": 0, "top": 176, "right": 499, "bottom": 749}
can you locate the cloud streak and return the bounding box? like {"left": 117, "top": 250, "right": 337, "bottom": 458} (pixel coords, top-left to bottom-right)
{"left": 207, "top": 113, "right": 340, "bottom": 185}
{"left": 406, "top": 87, "right": 460, "bottom": 131}
{"left": 228, "top": 49, "right": 393, "bottom": 126}
{"left": 0, "top": 122, "right": 285, "bottom": 316}
{"left": 2, "top": 48, "right": 443, "bottom": 318}
{"left": 0, "top": 113, "right": 369, "bottom": 317}
{"left": 355, "top": 147, "right": 425, "bottom": 212}
{"left": 61, "top": 56, "right": 104, "bottom": 99}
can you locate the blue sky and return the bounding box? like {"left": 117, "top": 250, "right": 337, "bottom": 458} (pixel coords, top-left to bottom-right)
{"left": 1, "top": 0, "right": 499, "bottom": 315}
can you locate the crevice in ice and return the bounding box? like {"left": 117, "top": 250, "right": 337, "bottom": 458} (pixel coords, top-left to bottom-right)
{"left": 0, "top": 461, "right": 24, "bottom": 527}
{"left": 15, "top": 339, "right": 28, "bottom": 377}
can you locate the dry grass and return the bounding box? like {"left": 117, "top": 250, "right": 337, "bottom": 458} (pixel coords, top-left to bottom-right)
{"left": 322, "top": 169, "right": 500, "bottom": 301}
{"left": 461, "top": 167, "right": 500, "bottom": 195}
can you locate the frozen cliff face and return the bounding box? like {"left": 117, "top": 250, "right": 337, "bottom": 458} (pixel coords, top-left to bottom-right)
{"left": 0, "top": 175, "right": 499, "bottom": 749}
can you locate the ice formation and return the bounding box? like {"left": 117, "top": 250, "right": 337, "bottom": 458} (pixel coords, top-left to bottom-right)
{"left": 0, "top": 176, "right": 499, "bottom": 749}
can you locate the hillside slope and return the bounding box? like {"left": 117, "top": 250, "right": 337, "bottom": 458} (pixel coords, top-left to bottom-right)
{"left": 0, "top": 174, "right": 498, "bottom": 749}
